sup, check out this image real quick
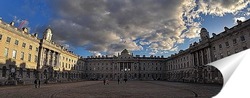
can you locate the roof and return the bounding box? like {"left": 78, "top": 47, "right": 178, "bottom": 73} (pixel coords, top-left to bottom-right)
{"left": 121, "top": 49, "right": 129, "bottom": 54}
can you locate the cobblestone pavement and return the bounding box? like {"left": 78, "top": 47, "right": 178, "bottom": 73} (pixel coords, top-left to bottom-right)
{"left": 0, "top": 81, "right": 222, "bottom": 98}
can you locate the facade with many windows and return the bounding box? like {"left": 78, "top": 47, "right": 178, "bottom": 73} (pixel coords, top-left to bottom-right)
{"left": 1, "top": 17, "right": 250, "bottom": 85}
{"left": 164, "top": 19, "right": 250, "bottom": 84}
{"left": 0, "top": 21, "right": 40, "bottom": 83}
{"left": 0, "top": 19, "right": 84, "bottom": 85}
{"left": 84, "top": 49, "right": 165, "bottom": 80}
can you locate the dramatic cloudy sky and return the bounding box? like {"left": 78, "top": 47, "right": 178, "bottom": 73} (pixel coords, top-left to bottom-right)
{"left": 0, "top": 0, "right": 250, "bottom": 57}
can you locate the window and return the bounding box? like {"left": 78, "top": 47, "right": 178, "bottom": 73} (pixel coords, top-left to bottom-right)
{"left": 227, "top": 51, "right": 230, "bottom": 56}
{"left": 219, "top": 44, "right": 222, "bottom": 49}
{"left": 243, "top": 46, "right": 248, "bottom": 50}
{"left": 241, "top": 35, "right": 245, "bottom": 41}
{"left": 36, "top": 47, "right": 39, "bottom": 52}
{"left": 213, "top": 47, "right": 216, "bottom": 51}
{"left": 22, "top": 43, "right": 26, "bottom": 48}
{"left": 4, "top": 48, "right": 8, "bottom": 57}
{"left": 0, "top": 34, "right": 2, "bottom": 40}
{"left": 15, "top": 40, "right": 19, "bottom": 45}
{"left": 29, "top": 45, "right": 32, "bottom": 50}
{"left": 233, "top": 39, "right": 237, "bottom": 44}
{"left": 6, "top": 37, "right": 11, "bottom": 43}
{"left": 225, "top": 42, "right": 229, "bottom": 47}
{"left": 35, "top": 55, "right": 38, "bottom": 62}
{"left": 235, "top": 49, "right": 238, "bottom": 53}
{"left": 12, "top": 50, "right": 17, "bottom": 59}
{"left": 20, "top": 52, "right": 24, "bottom": 60}
{"left": 28, "top": 54, "right": 31, "bottom": 62}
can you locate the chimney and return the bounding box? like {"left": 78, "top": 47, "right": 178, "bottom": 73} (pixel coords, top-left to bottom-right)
{"left": 22, "top": 27, "right": 28, "bottom": 33}
{"left": 237, "top": 20, "right": 242, "bottom": 24}
{"left": 9, "top": 21, "right": 14, "bottom": 26}
{"left": 224, "top": 27, "right": 229, "bottom": 31}
{"left": 34, "top": 33, "right": 38, "bottom": 37}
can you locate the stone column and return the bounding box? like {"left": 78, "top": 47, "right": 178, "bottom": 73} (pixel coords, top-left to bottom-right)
{"left": 51, "top": 52, "right": 55, "bottom": 67}
{"left": 56, "top": 53, "right": 60, "bottom": 67}
{"left": 207, "top": 48, "right": 211, "bottom": 63}
{"left": 200, "top": 50, "right": 204, "bottom": 65}
{"left": 38, "top": 47, "right": 44, "bottom": 69}
{"left": 196, "top": 52, "right": 199, "bottom": 66}
{"left": 46, "top": 50, "right": 50, "bottom": 66}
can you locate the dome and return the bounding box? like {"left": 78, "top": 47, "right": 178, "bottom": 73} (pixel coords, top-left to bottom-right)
{"left": 201, "top": 28, "right": 207, "bottom": 32}
{"left": 45, "top": 28, "right": 52, "bottom": 34}
{"left": 121, "top": 49, "right": 129, "bottom": 54}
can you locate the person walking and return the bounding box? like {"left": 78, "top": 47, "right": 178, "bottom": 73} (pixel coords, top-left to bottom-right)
{"left": 106, "top": 79, "right": 109, "bottom": 85}
{"left": 118, "top": 78, "right": 120, "bottom": 84}
{"left": 103, "top": 78, "right": 106, "bottom": 85}
{"left": 38, "top": 79, "right": 41, "bottom": 88}
{"left": 34, "top": 79, "right": 37, "bottom": 88}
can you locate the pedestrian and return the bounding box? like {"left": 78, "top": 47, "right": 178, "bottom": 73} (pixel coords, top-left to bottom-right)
{"left": 34, "top": 79, "right": 37, "bottom": 88}
{"left": 103, "top": 78, "right": 106, "bottom": 85}
{"left": 106, "top": 79, "right": 109, "bottom": 85}
{"left": 38, "top": 79, "right": 41, "bottom": 88}
{"left": 118, "top": 78, "right": 120, "bottom": 84}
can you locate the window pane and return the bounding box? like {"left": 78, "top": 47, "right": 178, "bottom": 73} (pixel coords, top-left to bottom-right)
{"left": 21, "top": 52, "right": 24, "bottom": 60}
{"left": 22, "top": 43, "right": 26, "bottom": 48}
{"left": 12, "top": 50, "right": 17, "bottom": 59}
{"left": 6, "top": 37, "right": 11, "bottom": 43}
{"left": 28, "top": 54, "right": 31, "bottom": 62}
{"left": 29, "top": 45, "right": 32, "bottom": 50}
{"left": 241, "top": 36, "right": 245, "bottom": 41}
{"left": 4, "top": 48, "right": 8, "bottom": 57}
{"left": 15, "top": 40, "right": 19, "bottom": 45}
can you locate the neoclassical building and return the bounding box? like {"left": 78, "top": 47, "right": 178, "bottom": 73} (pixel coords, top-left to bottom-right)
{"left": 164, "top": 19, "right": 250, "bottom": 84}
{"left": 1, "top": 16, "right": 250, "bottom": 85}
{"left": 0, "top": 19, "right": 84, "bottom": 85}
{"left": 83, "top": 49, "right": 165, "bottom": 80}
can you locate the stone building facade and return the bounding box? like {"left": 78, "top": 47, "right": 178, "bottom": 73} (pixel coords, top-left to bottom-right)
{"left": 165, "top": 19, "right": 250, "bottom": 84}
{"left": 1, "top": 16, "right": 250, "bottom": 85}
{"left": 0, "top": 19, "right": 84, "bottom": 85}
{"left": 84, "top": 49, "right": 165, "bottom": 80}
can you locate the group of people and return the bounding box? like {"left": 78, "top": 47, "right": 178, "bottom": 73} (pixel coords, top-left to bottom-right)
{"left": 103, "top": 79, "right": 109, "bottom": 85}
{"left": 34, "top": 79, "right": 41, "bottom": 88}
{"left": 118, "top": 78, "right": 127, "bottom": 84}
{"left": 103, "top": 78, "right": 128, "bottom": 85}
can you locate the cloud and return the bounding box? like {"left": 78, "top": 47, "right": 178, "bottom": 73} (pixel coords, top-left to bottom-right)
{"left": 197, "top": 0, "right": 250, "bottom": 16}
{"left": 46, "top": 0, "right": 250, "bottom": 56}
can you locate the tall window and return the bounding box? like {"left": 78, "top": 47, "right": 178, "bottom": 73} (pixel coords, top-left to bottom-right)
{"left": 28, "top": 54, "right": 31, "bottom": 62}
{"left": 4, "top": 48, "right": 8, "bottom": 57}
{"left": 15, "top": 40, "right": 19, "bottom": 45}
{"left": 36, "top": 47, "right": 39, "bottom": 52}
{"left": 12, "top": 50, "right": 17, "bottom": 59}
{"left": 233, "top": 39, "right": 237, "bottom": 44}
{"left": 225, "top": 42, "right": 229, "bottom": 47}
{"left": 29, "top": 45, "right": 32, "bottom": 50}
{"left": 219, "top": 44, "right": 222, "bottom": 49}
{"left": 0, "top": 34, "right": 2, "bottom": 40}
{"left": 35, "top": 55, "right": 38, "bottom": 62}
{"left": 20, "top": 52, "right": 24, "bottom": 60}
{"left": 241, "top": 35, "right": 245, "bottom": 41}
{"left": 6, "top": 37, "right": 11, "bottom": 43}
{"left": 22, "top": 43, "right": 26, "bottom": 48}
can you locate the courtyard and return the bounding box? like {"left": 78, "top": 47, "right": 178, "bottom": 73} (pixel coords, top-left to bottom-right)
{"left": 0, "top": 81, "right": 222, "bottom": 98}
